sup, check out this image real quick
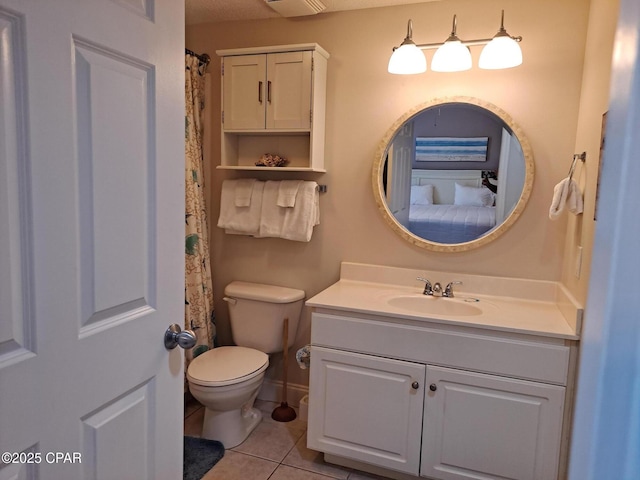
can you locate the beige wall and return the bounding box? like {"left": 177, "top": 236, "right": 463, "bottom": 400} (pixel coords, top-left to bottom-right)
{"left": 561, "top": 0, "right": 619, "bottom": 304}
{"left": 186, "top": 0, "right": 599, "bottom": 387}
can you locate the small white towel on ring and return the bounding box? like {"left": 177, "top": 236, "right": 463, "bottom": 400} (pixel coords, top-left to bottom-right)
{"left": 549, "top": 178, "right": 584, "bottom": 220}
{"left": 277, "top": 180, "right": 303, "bottom": 207}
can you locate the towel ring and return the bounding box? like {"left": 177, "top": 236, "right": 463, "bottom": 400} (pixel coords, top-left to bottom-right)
{"left": 568, "top": 152, "right": 586, "bottom": 181}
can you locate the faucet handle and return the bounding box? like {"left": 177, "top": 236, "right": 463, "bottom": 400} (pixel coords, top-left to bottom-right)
{"left": 443, "top": 281, "right": 462, "bottom": 298}
{"left": 444, "top": 281, "right": 462, "bottom": 296}
{"left": 416, "top": 277, "right": 433, "bottom": 295}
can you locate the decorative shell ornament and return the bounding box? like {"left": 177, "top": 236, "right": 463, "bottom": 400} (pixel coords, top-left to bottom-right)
{"left": 256, "top": 153, "right": 288, "bottom": 167}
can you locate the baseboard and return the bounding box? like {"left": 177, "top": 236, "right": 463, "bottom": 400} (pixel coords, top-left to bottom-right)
{"left": 257, "top": 378, "right": 309, "bottom": 407}
{"left": 325, "top": 454, "right": 418, "bottom": 480}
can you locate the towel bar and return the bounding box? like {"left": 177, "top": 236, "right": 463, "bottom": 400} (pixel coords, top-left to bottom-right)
{"left": 568, "top": 152, "right": 586, "bottom": 180}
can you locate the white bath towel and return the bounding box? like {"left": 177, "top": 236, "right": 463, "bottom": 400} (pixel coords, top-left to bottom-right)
{"left": 549, "top": 178, "right": 584, "bottom": 220}
{"left": 277, "top": 180, "right": 302, "bottom": 207}
{"left": 234, "top": 178, "right": 256, "bottom": 207}
{"left": 217, "top": 179, "right": 264, "bottom": 235}
{"left": 259, "top": 181, "right": 319, "bottom": 242}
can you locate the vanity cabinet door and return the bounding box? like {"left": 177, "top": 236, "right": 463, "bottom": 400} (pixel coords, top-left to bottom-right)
{"left": 421, "top": 366, "right": 565, "bottom": 480}
{"left": 308, "top": 346, "right": 425, "bottom": 475}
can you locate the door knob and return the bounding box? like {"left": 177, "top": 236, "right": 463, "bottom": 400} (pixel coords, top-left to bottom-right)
{"left": 164, "top": 324, "right": 197, "bottom": 350}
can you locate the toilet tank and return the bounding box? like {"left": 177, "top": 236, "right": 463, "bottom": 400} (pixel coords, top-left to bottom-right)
{"left": 224, "top": 281, "right": 305, "bottom": 354}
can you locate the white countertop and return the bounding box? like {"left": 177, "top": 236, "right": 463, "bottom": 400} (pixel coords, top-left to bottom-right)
{"left": 306, "top": 263, "right": 582, "bottom": 341}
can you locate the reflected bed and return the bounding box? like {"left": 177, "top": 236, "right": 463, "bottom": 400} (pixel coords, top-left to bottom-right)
{"left": 408, "top": 204, "right": 496, "bottom": 243}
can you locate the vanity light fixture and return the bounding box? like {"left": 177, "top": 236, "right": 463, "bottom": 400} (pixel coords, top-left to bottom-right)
{"left": 388, "top": 10, "right": 522, "bottom": 74}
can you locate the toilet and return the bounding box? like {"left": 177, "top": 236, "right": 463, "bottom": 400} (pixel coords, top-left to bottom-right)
{"left": 186, "top": 281, "right": 305, "bottom": 448}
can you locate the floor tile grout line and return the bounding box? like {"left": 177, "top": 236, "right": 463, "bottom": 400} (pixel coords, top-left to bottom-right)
{"left": 185, "top": 400, "right": 361, "bottom": 479}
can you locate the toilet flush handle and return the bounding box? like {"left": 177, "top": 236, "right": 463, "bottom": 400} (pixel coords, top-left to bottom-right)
{"left": 164, "top": 324, "right": 197, "bottom": 350}
{"left": 223, "top": 296, "right": 237, "bottom": 305}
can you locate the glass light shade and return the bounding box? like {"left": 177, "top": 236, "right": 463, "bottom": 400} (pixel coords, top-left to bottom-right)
{"left": 388, "top": 43, "right": 427, "bottom": 74}
{"left": 479, "top": 35, "right": 523, "bottom": 69}
{"left": 431, "top": 41, "right": 472, "bottom": 72}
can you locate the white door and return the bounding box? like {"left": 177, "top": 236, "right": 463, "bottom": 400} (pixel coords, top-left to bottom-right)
{"left": 307, "top": 346, "right": 425, "bottom": 475}
{"left": 0, "top": 1, "right": 184, "bottom": 479}
{"left": 495, "top": 128, "right": 525, "bottom": 224}
{"left": 386, "top": 121, "right": 413, "bottom": 228}
{"left": 568, "top": 0, "right": 640, "bottom": 477}
{"left": 421, "top": 366, "right": 565, "bottom": 480}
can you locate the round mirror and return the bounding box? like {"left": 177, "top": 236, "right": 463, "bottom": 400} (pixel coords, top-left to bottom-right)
{"left": 373, "top": 97, "right": 534, "bottom": 252}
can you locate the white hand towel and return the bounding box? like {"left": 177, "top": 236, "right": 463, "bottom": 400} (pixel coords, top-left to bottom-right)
{"left": 277, "top": 180, "right": 303, "bottom": 207}
{"left": 218, "top": 179, "right": 264, "bottom": 234}
{"left": 281, "top": 181, "right": 320, "bottom": 242}
{"left": 549, "top": 178, "right": 584, "bottom": 220}
{"left": 235, "top": 178, "right": 256, "bottom": 207}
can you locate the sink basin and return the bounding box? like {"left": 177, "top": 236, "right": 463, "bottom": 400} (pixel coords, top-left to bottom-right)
{"left": 386, "top": 295, "right": 483, "bottom": 317}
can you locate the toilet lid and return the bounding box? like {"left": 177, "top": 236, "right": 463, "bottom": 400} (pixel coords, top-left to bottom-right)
{"left": 187, "top": 346, "right": 269, "bottom": 387}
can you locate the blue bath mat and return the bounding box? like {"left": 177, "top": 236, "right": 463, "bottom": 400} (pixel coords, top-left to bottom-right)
{"left": 184, "top": 436, "right": 225, "bottom": 480}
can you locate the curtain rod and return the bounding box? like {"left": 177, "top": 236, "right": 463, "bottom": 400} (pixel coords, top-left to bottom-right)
{"left": 185, "top": 48, "right": 210, "bottom": 65}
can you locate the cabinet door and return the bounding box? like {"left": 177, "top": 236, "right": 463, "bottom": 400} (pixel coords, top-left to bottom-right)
{"left": 222, "top": 54, "right": 266, "bottom": 130}
{"left": 421, "top": 366, "right": 565, "bottom": 480}
{"left": 266, "top": 51, "right": 312, "bottom": 129}
{"left": 308, "top": 347, "right": 425, "bottom": 475}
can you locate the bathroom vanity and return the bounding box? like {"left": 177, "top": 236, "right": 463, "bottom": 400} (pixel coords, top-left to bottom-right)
{"left": 306, "top": 263, "right": 581, "bottom": 480}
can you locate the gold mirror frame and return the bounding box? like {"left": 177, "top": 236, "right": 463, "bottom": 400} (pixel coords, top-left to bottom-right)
{"left": 372, "top": 96, "right": 534, "bottom": 252}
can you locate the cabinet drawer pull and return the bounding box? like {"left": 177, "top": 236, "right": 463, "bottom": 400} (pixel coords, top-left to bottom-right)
{"left": 429, "top": 383, "right": 437, "bottom": 392}
{"left": 267, "top": 80, "right": 272, "bottom": 103}
{"left": 411, "top": 381, "right": 419, "bottom": 390}
{"left": 258, "top": 81, "right": 263, "bottom": 103}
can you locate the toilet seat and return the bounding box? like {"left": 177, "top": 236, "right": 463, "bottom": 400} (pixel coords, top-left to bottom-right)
{"left": 187, "top": 346, "right": 268, "bottom": 387}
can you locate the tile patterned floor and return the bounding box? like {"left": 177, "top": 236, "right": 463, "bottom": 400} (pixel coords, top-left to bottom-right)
{"left": 184, "top": 398, "right": 388, "bottom": 480}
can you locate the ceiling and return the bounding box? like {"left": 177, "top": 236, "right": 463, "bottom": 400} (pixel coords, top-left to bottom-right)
{"left": 185, "top": 0, "right": 440, "bottom": 25}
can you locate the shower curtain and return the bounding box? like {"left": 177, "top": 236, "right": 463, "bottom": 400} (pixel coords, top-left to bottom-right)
{"left": 184, "top": 52, "right": 215, "bottom": 383}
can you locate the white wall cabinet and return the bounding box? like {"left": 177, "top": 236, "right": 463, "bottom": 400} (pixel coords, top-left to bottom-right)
{"left": 222, "top": 51, "right": 312, "bottom": 130}
{"left": 216, "top": 44, "right": 329, "bottom": 171}
{"left": 308, "top": 312, "right": 569, "bottom": 480}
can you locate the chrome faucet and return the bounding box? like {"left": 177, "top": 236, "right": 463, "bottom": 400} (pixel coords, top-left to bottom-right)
{"left": 416, "top": 277, "right": 433, "bottom": 295}
{"left": 417, "top": 278, "right": 462, "bottom": 297}
{"left": 443, "top": 281, "right": 463, "bottom": 298}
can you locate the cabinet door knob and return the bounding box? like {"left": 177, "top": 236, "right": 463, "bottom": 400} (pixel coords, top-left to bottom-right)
{"left": 429, "top": 383, "right": 437, "bottom": 392}
{"left": 411, "top": 381, "right": 419, "bottom": 390}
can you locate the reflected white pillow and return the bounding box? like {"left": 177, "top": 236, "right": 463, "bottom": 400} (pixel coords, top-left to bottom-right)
{"left": 454, "top": 183, "right": 495, "bottom": 207}
{"left": 410, "top": 185, "right": 434, "bottom": 205}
